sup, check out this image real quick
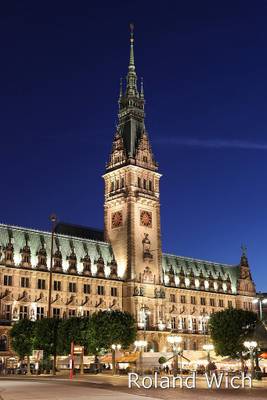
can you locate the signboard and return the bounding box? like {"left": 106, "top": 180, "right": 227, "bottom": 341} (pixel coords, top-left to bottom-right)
{"left": 74, "top": 346, "right": 84, "bottom": 353}
{"left": 33, "top": 350, "right": 43, "bottom": 361}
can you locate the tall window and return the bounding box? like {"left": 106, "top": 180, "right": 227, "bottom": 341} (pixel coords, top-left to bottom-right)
{"left": 138, "top": 177, "right": 141, "bottom": 188}
{"left": 143, "top": 179, "right": 147, "bottom": 189}
{"left": 171, "top": 317, "right": 176, "bottom": 329}
{"left": 149, "top": 180, "right": 152, "bottom": 191}
{"left": 53, "top": 280, "right": 61, "bottom": 291}
{"left": 84, "top": 284, "right": 90, "bottom": 294}
{"left": 97, "top": 285, "right": 104, "bottom": 295}
{"left": 228, "top": 300, "right": 233, "bottom": 308}
{"left": 121, "top": 178, "right": 125, "bottom": 188}
{"left": 210, "top": 298, "right": 215, "bottom": 307}
{"left": 191, "top": 296, "right": 196, "bottom": 305}
{"left": 192, "top": 318, "right": 197, "bottom": 332}
{"left": 21, "top": 277, "right": 30, "bottom": 288}
{"left": 180, "top": 295, "right": 186, "bottom": 304}
{"left": 219, "top": 299, "right": 224, "bottom": 308}
{"left": 36, "top": 307, "right": 45, "bottom": 320}
{"left": 111, "top": 182, "right": 114, "bottom": 192}
{"left": 200, "top": 297, "right": 206, "bottom": 306}
{"left": 170, "top": 294, "right": 176, "bottom": 303}
{"left": 37, "top": 279, "right": 46, "bottom": 290}
{"left": 19, "top": 306, "right": 28, "bottom": 319}
{"left": 69, "top": 282, "right": 77, "bottom": 293}
{"left": 111, "top": 287, "right": 118, "bottom": 297}
{"left": 4, "top": 304, "right": 11, "bottom": 320}
{"left": 53, "top": 308, "right": 60, "bottom": 318}
{"left": 4, "top": 275, "right": 12, "bottom": 286}
{"left": 68, "top": 309, "right": 76, "bottom": 317}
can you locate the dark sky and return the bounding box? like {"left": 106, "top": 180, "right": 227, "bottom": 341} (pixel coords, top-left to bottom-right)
{"left": 1, "top": 1, "right": 267, "bottom": 291}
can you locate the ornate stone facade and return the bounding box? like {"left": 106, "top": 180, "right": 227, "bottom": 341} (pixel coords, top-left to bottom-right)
{"left": 0, "top": 29, "right": 257, "bottom": 360}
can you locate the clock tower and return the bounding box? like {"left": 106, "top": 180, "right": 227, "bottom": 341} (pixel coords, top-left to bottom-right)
{"left": 103, "top": 27, "right": 162, "bottom": 292}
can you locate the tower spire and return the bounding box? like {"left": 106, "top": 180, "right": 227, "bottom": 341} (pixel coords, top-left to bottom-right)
{"left": 126, "top": 23, "right": 138, "bottom": 96}
{"left": 129, "top": 23, "right": 135, "bottom": 71}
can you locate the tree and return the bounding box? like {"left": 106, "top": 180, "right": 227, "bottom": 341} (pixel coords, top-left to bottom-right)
{"left": 58, "top": 316, "right": 90, "bottom": 355}
{"left": 34, "top": 318, "right": 61, "bottom": 374}
{"left": 10, "top": 319, "right": 35, "bottom": 374}
{"left": 86, "top": 310, "right": 136, "bottom": 355}
{"left": 209, "top": 308, "right": 259, "bottom": 368}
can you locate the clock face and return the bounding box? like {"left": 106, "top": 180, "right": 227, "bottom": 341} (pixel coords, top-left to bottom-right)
{"left": 140, "top": 210, "right": 152, "bottom": 227}
{"left": 111, "top": 211, "right": 123, "bottom": 228}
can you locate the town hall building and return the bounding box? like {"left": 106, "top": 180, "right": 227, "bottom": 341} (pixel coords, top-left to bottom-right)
{"left": 0, "top": 29, "right": 256, "bottom": 362}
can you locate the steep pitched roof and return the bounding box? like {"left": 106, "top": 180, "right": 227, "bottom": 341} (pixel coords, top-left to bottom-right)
{"left": 162, "top": 253, "right": 240, "bottom": 294}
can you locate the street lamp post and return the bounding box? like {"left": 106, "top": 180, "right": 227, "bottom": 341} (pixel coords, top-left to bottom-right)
{"left": 244, "top": 341, "right": 257, "bottom": 379}
{"left": 134, "top": 340, "right": 147, "bottom": 375}
{"left": 111, "top": 344, "right": 121, "bottom": 375}
{"left": 252, "top": 293, "right": 267, "bottom": 321}
{"left": 47, "top": 214, "right": 57, "bottom": 318}
{"left": 203, "top": 343, "right": 214, "bottom": 362}
{"left": 167, "top": 335, "right": 182, "bottom": 375}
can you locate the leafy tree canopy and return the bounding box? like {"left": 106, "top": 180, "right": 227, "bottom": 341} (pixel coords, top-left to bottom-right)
{"left": 57, "top": 317, "right": 90, "bottom": 354}
{"left": 34, "top": 318, "right": 61, "bottom": 358}
{"left": 10, "top": 319, "right": 35, "bottom": 359}
{"left": 86, "top": 310, "right": 136, "bottom": 354}
{"left": 209, "top": 308, "right": 259, "bottom": 358}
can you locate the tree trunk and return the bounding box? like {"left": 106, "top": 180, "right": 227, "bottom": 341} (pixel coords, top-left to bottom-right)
{"left": 27, "top": 355, "right": 31, "bottom": 375}
{"left": 53, "top": 353, "right": 57, "bottom": 375}
{"left": 240, "top": 353, "right": 244, "bottom": 372}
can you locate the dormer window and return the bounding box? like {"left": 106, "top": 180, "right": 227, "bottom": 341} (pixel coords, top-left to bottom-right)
{"left": 143, "top": 156, "right": 148, "bottom": 163}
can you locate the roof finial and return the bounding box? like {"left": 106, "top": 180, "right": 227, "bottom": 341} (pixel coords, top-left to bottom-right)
{"left": 129, "top": 23, "right": 135, "bottom": 70}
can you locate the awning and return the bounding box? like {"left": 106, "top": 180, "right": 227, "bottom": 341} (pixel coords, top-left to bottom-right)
{"left": 100, "top": 352, "right": 139, "bottom": 364}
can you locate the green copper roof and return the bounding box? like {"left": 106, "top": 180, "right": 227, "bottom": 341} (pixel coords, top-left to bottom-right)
{"left": 0, "top": 223, "right": 117, "bottom": 278}
{"left": 162, "top": 253, "right": 240, "bottom": 294}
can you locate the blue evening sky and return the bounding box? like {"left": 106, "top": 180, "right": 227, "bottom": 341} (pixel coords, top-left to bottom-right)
{"left": 0, "top": 1, "right": 266, "bottom": 291}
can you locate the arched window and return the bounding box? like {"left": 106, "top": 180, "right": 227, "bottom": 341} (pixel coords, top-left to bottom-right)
{"left": 0, "top": 335, "right": 8, "bottom": 352}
